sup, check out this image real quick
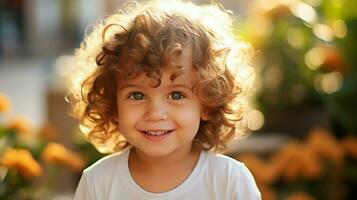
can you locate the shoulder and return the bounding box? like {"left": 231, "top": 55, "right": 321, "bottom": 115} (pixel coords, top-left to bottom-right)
{"left": 82, "top": 148, "right": 128, "bottom": 181}
{"left": 203, "top": 151, "right": 262, "bottom": 200}
{"left": 204, "top": 151, "right": 245, "bottom": 172}
{"left": 74, "top": 148, "right": 130, "bottom": 200}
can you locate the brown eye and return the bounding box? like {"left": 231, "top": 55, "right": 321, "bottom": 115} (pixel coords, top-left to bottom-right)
{"left": 128, "top": 92, "right": 145, "bottom": 100}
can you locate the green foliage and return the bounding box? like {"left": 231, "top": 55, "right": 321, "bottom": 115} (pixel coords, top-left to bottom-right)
{"left": 242, "top": 0, "right": 357, "bottom": 134}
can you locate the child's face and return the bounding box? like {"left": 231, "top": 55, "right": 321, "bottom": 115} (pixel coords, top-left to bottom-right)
{"left": 116, "top": 48, "right": 205, "bottom": 158}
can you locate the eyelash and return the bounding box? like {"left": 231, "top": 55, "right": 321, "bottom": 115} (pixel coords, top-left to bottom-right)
{"left": 128, "top": 92, "right": 145, "bottom": 100}
{"left": 127, "top": 91, "right": 186, "bottom": 100}
{"left": 169, "top": 91, "right": 186, "bottom": 100}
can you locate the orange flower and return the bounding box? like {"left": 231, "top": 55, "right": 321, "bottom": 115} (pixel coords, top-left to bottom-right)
{"left": 42, "top": 143, "right": 85, "bottom": 172}
{"left": 38, "top": 123, "right": 58, "bottom": 141}
{"left": 260, "top": 186, "right": 277, "bottom": 200}
{"left": 341, "top": 136, "right": 357, "bottom": 159}
{"left": 271, "top": 142, "right": 303, "bottom": 182}
{"left": 1, "top": 148, "right": 43, "bottom": 178}
{"left": 286, "top": 191, "right": 317, "bottom": 200}
{"left": 306, "top": 128, "right": 344, "bottom": 166}
{"left": 299, "top": 148, "right": 323, "bottom": 179}
{"left": 238, "top": 153, "right": 280, "bottom": 186}
{"left": 0, "top": 92, "right": 11, "bottom": 113}
{"left": 261, "top": 161, "right": 280, "bottom": 184}
{"left": 6, "top": 116, "right": 31, "bottom": 135}
{"left": 270, "top": 140, "right": 325, "bottom": 182}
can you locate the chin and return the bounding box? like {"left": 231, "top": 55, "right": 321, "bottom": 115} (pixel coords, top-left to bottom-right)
{"left": 136, "top": 146, "right": 176, "bottom": 158}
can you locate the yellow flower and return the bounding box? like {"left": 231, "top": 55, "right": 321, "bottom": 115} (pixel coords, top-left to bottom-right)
{"left": 1, "top": 148, "right": 43, "bottom": 178}
{"left": 286, "top": 191, "right": 317, "bottom": 200}
{"left": 42, "top": 143, "right": 85, "bottom": 172}
{"left": 0, "top": 92, "right": 11, "bottom": 113}
{"left": 6, "top": 116, "right": 31, "bottom": 135}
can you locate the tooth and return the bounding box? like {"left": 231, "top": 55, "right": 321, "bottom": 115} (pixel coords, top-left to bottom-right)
{"left": 146, "top": 131, "right": 166, "bottom": 136}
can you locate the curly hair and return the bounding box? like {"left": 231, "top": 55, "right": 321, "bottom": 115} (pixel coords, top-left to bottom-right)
{"left": 68, "top": 0, "right": 255, "bottom": 153}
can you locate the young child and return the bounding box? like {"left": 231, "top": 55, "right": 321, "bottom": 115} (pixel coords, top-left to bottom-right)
{"left": 70, "top": 0, "right": 261, "bottom": 199}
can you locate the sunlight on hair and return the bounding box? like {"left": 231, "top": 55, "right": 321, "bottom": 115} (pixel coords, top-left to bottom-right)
{"left": 246, "top": 109, "right": 265, "bottom": 131}
{"left": 79, "top": 124, "right": 91, "bottom": 136}
{"left": 314, "top": 72, "right": 343, "bottom": 94}
{"left": 236, "top": 64, "right": 255, "bottom": 85}
{"left": 305, "top": 46, "right": 325, "bottom": 70}
{"left": 97, "top": 146, "right": 115, "bottom": 154}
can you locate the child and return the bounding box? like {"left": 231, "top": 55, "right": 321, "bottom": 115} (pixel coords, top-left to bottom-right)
{"left": 70, "top": 0, "right": 261, "bottom": 199}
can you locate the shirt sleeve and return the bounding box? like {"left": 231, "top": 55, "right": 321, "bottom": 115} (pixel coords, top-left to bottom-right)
{"left": 73, "top": 172, "right": 95, "bottom": 200}
{"left": 233, "top": 164, "right": 262, "bottom": 200}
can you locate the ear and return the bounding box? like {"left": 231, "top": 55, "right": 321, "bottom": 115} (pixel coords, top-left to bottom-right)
{"left": 201, "top": 110, "right": 209, "bottom": 121}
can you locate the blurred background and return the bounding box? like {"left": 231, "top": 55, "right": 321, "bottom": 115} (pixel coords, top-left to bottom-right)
{"left": 0, "top": 0, "right": 356, "bottom": 199}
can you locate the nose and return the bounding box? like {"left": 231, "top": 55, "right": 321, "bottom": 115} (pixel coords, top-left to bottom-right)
{"left": 143, "top": 99, "right": 168, "bottom": 121}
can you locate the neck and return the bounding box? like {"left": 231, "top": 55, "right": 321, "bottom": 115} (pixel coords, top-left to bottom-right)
{"left": 128, "top": 144, "right": 202, "bottom": 193}
{"left": 130, "top": 144, "right": 200, "bottom": 171}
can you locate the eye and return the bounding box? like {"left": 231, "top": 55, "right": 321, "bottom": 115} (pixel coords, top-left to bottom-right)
{"left": 169, "top": 91, "right": 185, "bottom": 100}
{"left": 128, "top": 92, "right": 145, "bottom": 100}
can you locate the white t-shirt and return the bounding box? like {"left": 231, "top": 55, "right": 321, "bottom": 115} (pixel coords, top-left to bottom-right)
{"left": 74, "top": 148, "right": 261, "bottom": 200}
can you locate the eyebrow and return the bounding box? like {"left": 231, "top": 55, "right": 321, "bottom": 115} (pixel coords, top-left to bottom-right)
{"left": 119, "top": 83, "right": 193, "bottom": 90}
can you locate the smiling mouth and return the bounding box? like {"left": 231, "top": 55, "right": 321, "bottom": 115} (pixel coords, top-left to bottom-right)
{"left": 141, "top": 130, "right": 174, "bottom": 136}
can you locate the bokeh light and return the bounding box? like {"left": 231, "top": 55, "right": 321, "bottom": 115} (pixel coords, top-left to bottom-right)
{"left": 287, "top": 27, "right": 305, "bottom": 49}
{"left": 331, "top": 19, "right": 347, "bottom": 38}
{"left": 290, "top": 2, "right": 317, "bottom": 24}
{"left": 304, "top": 0, "right": 322, "bottom": 7}
{"left": 264, "top": 65, "right": 284, "bottom": 90}
{"left": 314, "top": 71, "right": 343, "bottom": 94}
{"left": 313, "top": 23, "right": 334, "bottom": 42}
{"left": 305, "top": 46, "right": 325, "bottom": 70}
{"left": 247, "top": 109, "right": 265, "bottom": 131}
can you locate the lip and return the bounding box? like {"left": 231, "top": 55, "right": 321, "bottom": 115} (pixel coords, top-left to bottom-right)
{"left": 139, "top": 130, "right": 174, "bottom": 142}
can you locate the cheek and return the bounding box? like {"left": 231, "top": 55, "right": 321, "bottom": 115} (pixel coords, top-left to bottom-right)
{"left": 176, "top": 102, "right": 202, "bottom": 127}
{"left": 117, "top": 104, "right": 139, "bottom": 130}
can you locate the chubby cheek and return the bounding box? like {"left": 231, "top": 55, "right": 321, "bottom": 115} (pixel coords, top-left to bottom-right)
{"left": 117, "top": 105, "right": 139, "bottom": 133}
{"left": 176, "top": 104, "right": 202, "bottom": 132}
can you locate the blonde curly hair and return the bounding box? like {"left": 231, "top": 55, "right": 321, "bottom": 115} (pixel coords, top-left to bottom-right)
{"left": 68, "top": 0, "right": 254, "bottom": 153}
